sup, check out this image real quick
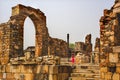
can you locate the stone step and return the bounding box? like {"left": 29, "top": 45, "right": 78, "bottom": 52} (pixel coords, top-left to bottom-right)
{"left": 86, "top": 78, "right": 95, "bottom": 80}
{"left": 72, "top": 69, "right": 100, "bottom": 73}
{"left": 69, "top": 77, "right": 86, "bottom": 80}
{"left": 73, "top": 69, "right": 90, "bottom": 73}
{"left": 74, "top": 66, "right": 100, "bottom": 70}
{"left": 94, "top": 75, "right": 100, "bottom": 78}
{"left": 69, "top": 77, "right": 100, "bottom": 80}
{"left": 71, "top": 72, "right": 100, "bottom": 77}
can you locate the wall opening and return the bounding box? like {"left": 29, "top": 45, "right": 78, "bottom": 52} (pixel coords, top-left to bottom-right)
{"left": 24, "top": 17, "right": 35, "bottom": 50}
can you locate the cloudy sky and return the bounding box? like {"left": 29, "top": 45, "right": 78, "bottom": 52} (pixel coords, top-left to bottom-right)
{"left": 0, "top": 0, "right": 114, "bottom": 49}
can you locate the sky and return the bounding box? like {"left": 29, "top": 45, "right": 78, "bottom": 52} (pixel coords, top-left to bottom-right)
{"left": 0, "top": 0, "right": 115, "bottom": 49}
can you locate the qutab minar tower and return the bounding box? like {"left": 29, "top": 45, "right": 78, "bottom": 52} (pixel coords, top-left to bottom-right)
{"left": 100, "top": 0, "right": 120, "bottom": 79}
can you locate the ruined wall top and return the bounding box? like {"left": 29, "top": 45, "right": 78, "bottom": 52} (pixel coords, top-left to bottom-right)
{"left": 85, "top": 34, "right": 91, "bottom": 44}
{"left": 115, "top": 0, "right": 120, "bottom": 3}
{"left": 11, "top": 4, "right": 45, "bottom": 20}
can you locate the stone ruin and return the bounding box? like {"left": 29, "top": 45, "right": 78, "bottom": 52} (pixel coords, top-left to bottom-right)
{"left": 94, "top": 38, "right": 100, "bottom": 52}
{"left": 0, "top": 4, "right": 71, "bottom": 80}
{"left": 2, "top": 1, "right": 120, "bottom": 79}
{"left": 48, "top": 37, "right": 67, "bottom": 57}
{"left": 0, "top": 4, "right": 68, "bottom": 65}
{"left": 74, "top": 34, "right": 92, "bottom": 63}
{"left": 74, "top": 34, "right": 92, "bottom": 54}
{"left": 93, "top": 38, "right": 100, "bottom": 64}
{"left": 100, "top": 0, "right": 120, "bottom": 79}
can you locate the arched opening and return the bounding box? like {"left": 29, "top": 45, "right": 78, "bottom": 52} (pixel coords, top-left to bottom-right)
{"left": 24, "top": 17, "right": 35, "bottom": 50}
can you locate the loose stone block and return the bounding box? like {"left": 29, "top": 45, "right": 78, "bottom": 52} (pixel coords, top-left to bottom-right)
{"left": 104, "top": 72, "right": 112, "bottom": 80}
{"left": 100, "top": 67, "right": 108, "bottom": 73}
{"left": 112, "top": 73, "right": 120, "bottom": 80}
{"left": 113, "top": 46, "right": 120, "bottom": 52}
{"left": 109, "top": 53, "right": 118, "bottom": 63}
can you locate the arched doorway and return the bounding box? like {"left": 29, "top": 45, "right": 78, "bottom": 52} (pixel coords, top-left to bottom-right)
{"left": 24, "top": 17, "right": 35, "bottom": 50}
{"left": 9, "top": 4, "right": 49, "bottom": 58}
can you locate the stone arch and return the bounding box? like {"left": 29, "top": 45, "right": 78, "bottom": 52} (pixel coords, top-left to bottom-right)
{"left": 24, "top": 17, "right": 35, "bottom": 50}
{"left": 9, "top": 4, "right": 49, "bottom": 57}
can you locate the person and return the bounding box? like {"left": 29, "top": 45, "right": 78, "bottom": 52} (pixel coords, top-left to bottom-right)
{"left": 71, "top": 53, "right": 75, "bottom": 66}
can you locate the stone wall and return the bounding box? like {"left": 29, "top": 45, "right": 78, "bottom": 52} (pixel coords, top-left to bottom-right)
{"left": 0, "top": 23, "right": 11, "bottom": 65}
{"left": 94, "top": 38, "right": 100, "bottom": 64}
{"left": 100, "top": 1, "right": 120, "bottom": 79}
{"left": 85, "top": 34, "right": 92, "bottom": 53}
{"left": 94, "top": 38, "right": 100, "bottom": 52}
{"left": 49, "top": 37, "right": 67, "bottom": 57}
{"left": 74, "top": 42, "right": 85, "bottom": 52}
{"left": 74, "top": 34, "right": 92, "bottom": 54}
{"left": 0, "top": 64, "right": 71, "bottom": 80}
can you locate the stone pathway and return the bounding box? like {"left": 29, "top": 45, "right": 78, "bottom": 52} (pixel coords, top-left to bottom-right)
{"left": 60, "top": 58, "right": 100, "bottom": 80}
{"left": 68, "top": 63, "right": 100, "bottom": 80}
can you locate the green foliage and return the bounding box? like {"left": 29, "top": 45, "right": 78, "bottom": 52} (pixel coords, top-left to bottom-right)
{"left": 69, "top": 43, "right": 75, "bottom": 49}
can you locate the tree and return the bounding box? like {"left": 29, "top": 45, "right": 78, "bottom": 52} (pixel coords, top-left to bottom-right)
{"left": 69, "top": 43, "right": 75, "bottom": 49}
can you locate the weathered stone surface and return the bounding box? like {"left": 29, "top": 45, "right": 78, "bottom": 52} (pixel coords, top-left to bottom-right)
{"left": 49, "top": 65, "right": 58, "bottom": 74}
{"left": 94, "top": 52, "right": 99, "bottom": 64}
{"left": 100, "top": 67, "right": 108, "bottom": 73}
{"left": 104, "top": 72, "right": 112, "bottom": 80}
{"left": 74, "top": 34, "right": 92, "bottom": 63}
{"left": 113, "top": 46, "right": 120, "bottom": 52}
{"left": 109, "top": 53, "right": 118, "bottom": 63}
{"left": 94, "top": 38, "right": 100, "bottom": 52}
{"left": 0, "top": 4, "right": 71, "bottom": 80}
{"left": 100, "top": 72, "right": 105, "bottom": 79}
{"left": 75, "top": 34, "right": 92, "bottom": 54}
{"left": 112, "top": 73, "right": 120, "bottom": 80}
{"left": 48, "top": 37, "right": 67, "bottom": 57}
{"left": 0, "top": 4, "right": 68, "bottom": 65}
{"left": 85, "top": 34, "right": 92, "bottom": 53}
{"left": 49, "top": 74, "right": 58, "bottom": 80}
{"left": 99, "top": 1, "right": 120, "bottom": 80}
{"left": 0, "top": 4, "right": 49, "bottom": 64}
{"left": 116, "top": 66, "right": 120, "bottom": 73}
{"left": 74, "top": 42, "right": 85, "bottom": 52}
